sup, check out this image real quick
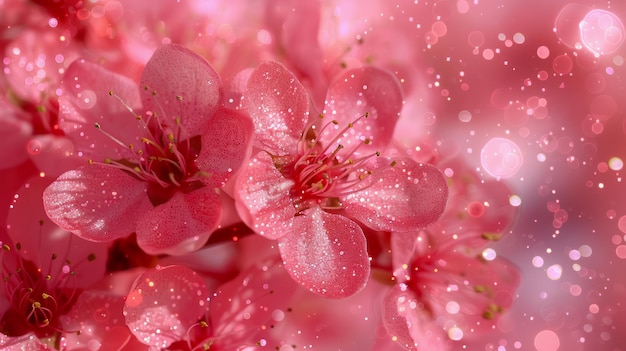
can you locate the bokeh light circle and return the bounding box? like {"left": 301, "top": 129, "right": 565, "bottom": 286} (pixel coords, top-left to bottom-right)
{"left": 480, "top": 137, "right": 524, "bottom": 178}
{"left": 579, "top": 9, "right": 625, "bottom": 56}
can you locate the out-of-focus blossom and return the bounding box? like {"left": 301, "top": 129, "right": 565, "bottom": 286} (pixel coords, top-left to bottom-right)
{"left": 43, "top": 44, "right": 253, "bottom": 255}
{"left": 0, "top": 333, "right": 54, "bottom": 350}
{"left": 235, "top": 61, "right": 448, "bottom": 298}
{"left": 383, "top": 156, "right": 521, "bottom": 350}
{"left": 1, "top": 26, "right": 84, "bottom": 177}
{"left": 123, "top": 257, "right": 296, "bottom": 350}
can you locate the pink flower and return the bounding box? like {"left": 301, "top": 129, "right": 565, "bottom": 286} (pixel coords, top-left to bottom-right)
{"left": 60, "top": 268, "right": 149, "bottom": 351}
{"left": 2, "top": 28, "right": 84, "bottom": 177}
{"left": 42, "top": 44, "right": 253, "bottom": 255}
{"left": 123, "top": 259, "right": 296, "bottom": 350}
{"left": 235, "top": 61, "right": 448, "bottom": 298}
{"left": 1, "top": 176, "right": 108, "bottom": 341}
{"left": 383, "top": 157, "right": 521, "bottom": 350}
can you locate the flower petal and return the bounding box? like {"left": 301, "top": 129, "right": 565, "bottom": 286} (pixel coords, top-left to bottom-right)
{"left": 28, "top": 134, "right": 82, "bottom": 178}
{"left": 59, "top": 59, "right": 143, "bottom": 162}
{"left": 124, "top": 265, "right": 209, "bottom": 349}
{"left": 209, "top": 257, "right": 298, "bottom": 348}
{"left": 278, "top": 207, "right": 370, "bottom": 298}
{"left": 43, "top": 165, "right": 151, "bottom": 242}
{"left": 135, "top": 187, "right": 221, "bottom": 255}
{"left": 195, "top": 107, "right": 253, "bottom": 187}
{"left": 416, "top": 254, "right": 520, "bottom": 335}
{"left": 243, "top": 61, "right": 309, "bottom": 155}
{"left": 320, "top": 67, "right": 403, "bottom": 155}
{"left": 343, "top": 158, "right": 448, "bottom": 232}
{"left": 61, "top": 291, "right": 135, "bottom": 351}
{"left": 8, "top": 176, "right": 108, "bottom": 288}
{"left": 234, "top": 151, "right": 296, "bottom": 240}
{"left": 0, "top": 334, "right": 53, "bottom": 351}
{"left": 140, "top": 43, "right": 223, "bottom": 133}
{"left": 383, "top": 286, "right": 450, "bottom": 351}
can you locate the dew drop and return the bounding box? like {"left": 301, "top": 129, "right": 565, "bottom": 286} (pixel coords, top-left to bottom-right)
{"left": 27, "top": 140, "right": 42, "bottom": 155}
{"left": 76, "top": 90, "right": 97, "bottom": 110}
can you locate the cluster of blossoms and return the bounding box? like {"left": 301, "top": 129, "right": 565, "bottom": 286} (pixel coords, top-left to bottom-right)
{"left": 1, "top": 0, "right": 521, "bottom": 350}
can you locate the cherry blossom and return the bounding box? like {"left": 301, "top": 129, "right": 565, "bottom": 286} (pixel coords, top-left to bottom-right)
{"left": 1, "top": 176, "right": 108, "bottom": 345}
{"left": 123, "top": 257, "right": 296, "bottom": 351}
{"left": 235, "top": 61, "right": 448, "bottom": 298}
{"left": 383, "top": 156, "right": 521, "bottom": 350}
{"left": 42, "top": 44, "right": 253, "bottom": 255}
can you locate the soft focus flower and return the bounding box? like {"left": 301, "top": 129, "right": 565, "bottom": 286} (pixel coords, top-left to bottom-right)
{"left": 1, "top": 26, "right": 84, "bottom": 177}
{"left": 123, "top": 258, "right": 296, "bottom": 350}
{"left": 0, "top": 333, "right": 54, "bottom": 350}
{"left": 42, "top": 43, "right": 253, "bottom": 255}
{"left": 235, "top": 61, "right": 448, "bottom": 298}
{"left": 383, "top": 156, "right": 521, "bottom": 350}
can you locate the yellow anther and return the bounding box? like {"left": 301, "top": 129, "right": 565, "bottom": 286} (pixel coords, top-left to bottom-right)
{"left": 94, "top": 122, "right": 101, "bottom": 129}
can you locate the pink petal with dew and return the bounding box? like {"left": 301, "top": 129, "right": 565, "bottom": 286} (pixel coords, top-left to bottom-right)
{"left": 0, "top": 334, "right": 53, "bottom": 351}
{"left": 209, "top": 258, "right": 298, "bottom": 349}
{"left": 8, "top": 176, "right": 107, "bottom": 288}
{"left": 278, "top": 207, "right": 370, "bottom": 298}
{"left": 61, "top": 291, "right": 135, "bottom": 351}
{"left": 195, "top": 107, "right": 253, "bottom": 187}
{"left": 320, "top": 67, "right": 403, "bottom": 155}
{"left": 234, "top": 152, "right": 296, "bottom": 240}
{"left": 43, "top": 165, "right": 152, "bottom": 242}
{"left": 243, "top": 61, "right": 309, "bottom": 155}
{"left": 135, "top": 187, "right": 221, "bottom": 255}
{"left": 343, "top": 158, "right": 448, "bottom": 232}
{"left": 28, "top": 134, "right": 82, "bottom": 178}
{"left": 383, "top": 286, "right": 451, "bottom": 351}
{"left": 59, "top": 59, "right": 143, "bottom": 161}
{"left": 0, "top": 114, "right": 31, "bottom": 169}
{"left": 124, "top": 265, "right": 209, "bottom": 349}
{"left": 140, "top": 44, "right": 223, "bottom": 133}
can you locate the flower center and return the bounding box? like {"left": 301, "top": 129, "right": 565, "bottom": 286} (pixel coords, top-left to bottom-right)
{"left": 277, "top": 113, "right": 385, "bottom": 213}
{"left": 0, "top": 242, "right": 94, "bottom": 339}
{"left": 91, "top": 90, "right": 210, "bottom": 206}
